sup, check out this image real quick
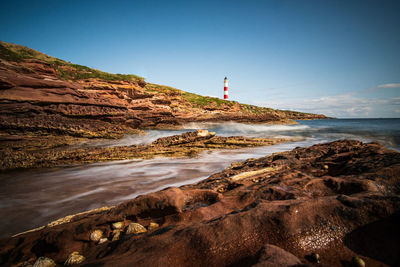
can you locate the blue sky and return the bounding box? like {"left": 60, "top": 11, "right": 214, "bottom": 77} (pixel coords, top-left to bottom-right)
{"left": 1, "top": 0, "right": 399, "bottom": 118}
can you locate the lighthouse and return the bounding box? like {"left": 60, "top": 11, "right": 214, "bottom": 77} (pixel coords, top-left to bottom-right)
{"left": 224, "top": 77, "right": 228, "bottom": 99}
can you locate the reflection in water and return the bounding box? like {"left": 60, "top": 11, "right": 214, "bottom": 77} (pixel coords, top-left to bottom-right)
{"left": 0, "top": 119, "right": 399, "bottom": 238}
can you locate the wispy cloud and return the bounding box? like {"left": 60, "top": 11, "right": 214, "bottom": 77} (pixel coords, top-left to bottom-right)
{"left": 377, "top": 83, "right": 400, "bottom": 89}
{"left": 254, "top": 93, "right": 400, "bottom": 118}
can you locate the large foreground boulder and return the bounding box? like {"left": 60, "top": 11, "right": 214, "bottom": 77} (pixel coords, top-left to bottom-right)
{"left": 0, "top": 140, "right": 399, "bottom": 266}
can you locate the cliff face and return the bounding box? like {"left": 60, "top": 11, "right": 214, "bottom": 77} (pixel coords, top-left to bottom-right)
{"left": 0, "top": 41, "right": 328, "bottom": 138}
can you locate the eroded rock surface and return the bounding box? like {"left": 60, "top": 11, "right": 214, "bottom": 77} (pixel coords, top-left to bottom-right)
{"left": 0, "top": 41, "right": 328, "bottom": 143}
{"left": 0, "top": 130, "right": 290, "bottom": 171}
{"left": 1, "top": 140, "right": 399, "bottom": 266}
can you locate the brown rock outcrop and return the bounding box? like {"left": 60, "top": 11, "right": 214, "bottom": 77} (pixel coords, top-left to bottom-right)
{"left": 0, "top": 41, "right": 329, "bottom": 141}
{"left": 252, "top": 244, "right": 301, "bottom": 267}
{"left": 0, "top": 59, "right": 176, "bottom": 137}
{"left": 0, "top": 130, "right": 290, "bottom": 171}
{"left": 0, "top": 140, "right": 399, "bottom": 266}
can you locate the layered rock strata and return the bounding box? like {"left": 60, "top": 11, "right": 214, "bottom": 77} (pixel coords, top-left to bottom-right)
{"left": 0, "top": 41, "right": 328, "bottom": 141}
{"left": 0, "top": 130, "right": 291, "bottom": 171}
{"left": 1, "top": 140, "right": 399, "bottom": 266}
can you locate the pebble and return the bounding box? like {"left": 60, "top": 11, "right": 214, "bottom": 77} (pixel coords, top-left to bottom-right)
{"left": 197, "top": 130, "right": 214, "bottom": 137}
{"left": 90, "top": 229, "right": 103, "bottom": 242}
{"left": 352, "top": 256, "right": 365, "bottom": 267}
{"left": 99, "top": 238, "right": 108, "bottom": 244}
{"left": 64, "top": 252, "right": 85, "bottom": 265}
{"left": 32, "top": 257, "right": 56, "bottom": 267}
{"left": 126, "top": 222, "right": 147, "bottom": 234}
{"left": 112, "top": 230, "right": 121, "bottom": 241}
{"left": 148, "top": 222, "right": 159, "bottom": 230}
{"left": 217, "top": 187, "right": 225, "bottom": 193}
{"left": 112, "top": 221, "right": 124, "bottom": 230}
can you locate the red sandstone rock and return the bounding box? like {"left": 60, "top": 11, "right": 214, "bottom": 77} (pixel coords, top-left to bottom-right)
{"left": 253, "top": 244, "right": 301, "bottom": 267}
{"left": 0, "top": 140, "right": 399, "bottom": 266}
{"left": 0, "top": 42, "right": 328, "bottom": 138}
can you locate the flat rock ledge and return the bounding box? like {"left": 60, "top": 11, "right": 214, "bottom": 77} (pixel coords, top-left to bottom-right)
{"left": 1, "top": 139, "right": 399, "bottom": 266}
{"left": 0, "top": 130, "right": 291, "bottom": 171}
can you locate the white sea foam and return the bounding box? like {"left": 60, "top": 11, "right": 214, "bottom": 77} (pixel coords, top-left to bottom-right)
{"left": 1, "top": 119, "right": 399, "bottom": 238}
{"left": 184, "top": 121, "right": 310, "bottom": 135}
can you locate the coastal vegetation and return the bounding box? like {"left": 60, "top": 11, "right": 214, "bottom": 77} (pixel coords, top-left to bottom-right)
{"left": 0, "top": 40, "right": 323, "bottom": 122}
{"left": 0, "top": 41, "right": 144, "bottom": 83}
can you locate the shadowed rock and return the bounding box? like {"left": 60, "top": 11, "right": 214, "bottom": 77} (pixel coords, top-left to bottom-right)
{"left": 0, "top": 140, "right": 399, "bottom": 266}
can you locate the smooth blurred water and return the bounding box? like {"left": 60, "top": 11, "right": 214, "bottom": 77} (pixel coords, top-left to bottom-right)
{"left": 78, "top": 119, "right": 400, "bottom": 150}
{"left": 0, "top": 119, "right": 399, "bottom": 238}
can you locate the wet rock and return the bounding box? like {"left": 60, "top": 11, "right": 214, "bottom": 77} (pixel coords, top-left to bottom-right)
{"left": 352, "top": 256, "right": 365, "bottom": 267}
{"left": 0, "top": 131, "right": 291, "bottom": 171}
{"left": 126, "top": 223, "right": 147, "bottom": 235}
{"left": 90, "top": 229, "right": 103, "bottom": 242}
{"left": 98, "top": 238, "right": 108, "bottom": 244}
{"left": 64, "top": 252, "right": 85, "bottom": 265}
{"left": 196, "top": 129, "right": 215, "bottom": 137}
{"left": 1, "top": 140, "right": 399, "bottom": 267}
{"left": 337, "top": 194, "right": 363, "bottom": 208}
{"left": 252, "top": 244, "right": 301, "bottom": 267}
{"left": 112, "top": 221, "right": 124, "bottom": 230}
{"left": 32, "top": 257, "right": 56, "bottom": 267}
{"left": 112, "top": 230, "right": 122, "bottom": 241}
{"left": 148, "top": 222, "right": 159, "bottom": 231}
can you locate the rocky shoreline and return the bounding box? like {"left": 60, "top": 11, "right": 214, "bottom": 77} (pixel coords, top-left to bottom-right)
{"left": 1, "top": 139, "right": 399, "bottom": 266}
{"left": 0, "top": 41, "right": 329, "bottom": 145}
{"left": 0, "top": 130, "right": 292, "bottom": 171}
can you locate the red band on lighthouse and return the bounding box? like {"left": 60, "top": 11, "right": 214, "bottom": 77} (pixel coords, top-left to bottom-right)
{"left": 224, "top": 77, "right": 228, "bottom": 100}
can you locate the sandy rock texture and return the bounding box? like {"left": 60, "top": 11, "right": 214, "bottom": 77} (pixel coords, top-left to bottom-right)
{"left": 0, "top": 130, "right": 290, "bottom": 171}
{"left": 0, "top": 41, "right": 328, "bottom": 142}
{"left": 1, "top": 140, "right": 399, "bottom": 266}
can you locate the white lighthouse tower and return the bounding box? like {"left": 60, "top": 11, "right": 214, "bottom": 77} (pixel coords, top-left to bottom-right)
{"left": 224, "top": 77, "right": 228, "bottom": 100}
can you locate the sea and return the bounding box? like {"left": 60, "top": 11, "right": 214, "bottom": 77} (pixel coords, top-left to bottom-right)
{"left": 0, "top": 118, "right": 399, "bottom": 238}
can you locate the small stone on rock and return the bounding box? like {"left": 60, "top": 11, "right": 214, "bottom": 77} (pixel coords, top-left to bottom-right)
{"left": 112, "top": 221, "right": 124, "bottom": 230}
{"left": 64, "top": 252, "right": 85, "bottom": 265}
{"left": 98, "top": 238, "right": 108, "bottom": 244}
{"left": 352, "top": 256, "right": 365, "bottom": 267}
{"left": 90, "top": 229, "right": 103, "bottom": 242}
{"left": 112, "top": 230, "right": 121, "bottom": 241}
{"left": 126, "top": 222, "right": 147, "bottom": 234}
{"left": 196, "top": 130, "right": 212, "bottom": 137}
{"left": 148, "top": 222, "right": 159, "bottom": 230}
{"left": 32, "top": 257, "right": 56, "bottom": 267}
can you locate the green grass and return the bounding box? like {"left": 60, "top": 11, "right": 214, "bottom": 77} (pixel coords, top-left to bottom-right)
{"left": 0, "top": 41, "right": 145, "bottom": 83}
{"left": 0, "top": 41, "right": 325, "bottom": 119}
{"left": 181, "top": 92, "right": 235, "bottom": 108}
{"left": 145, "top": 83, "right": 182, "bottom": 94}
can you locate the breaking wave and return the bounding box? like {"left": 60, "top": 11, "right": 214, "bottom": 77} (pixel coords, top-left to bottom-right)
{"left": 1, "top": 118, "right": 399, "bottom": 238}
{"left": 183, "top": 122, "right": 311, "bottom": 137}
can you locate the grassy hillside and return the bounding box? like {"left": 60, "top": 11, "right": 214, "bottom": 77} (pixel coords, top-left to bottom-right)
{"left": 0, "top": 41, "right": 144, "bottom": 83}
{"left": 0, "top": 40, "right": 326, "bottom": 120}
{"left": 143, "top": 82, "right": 313, "bottom": 117}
